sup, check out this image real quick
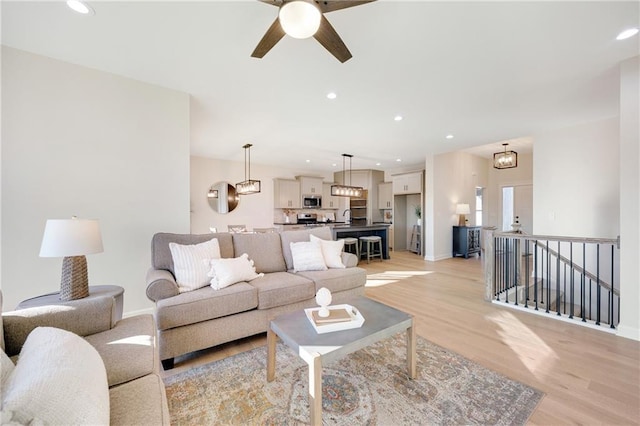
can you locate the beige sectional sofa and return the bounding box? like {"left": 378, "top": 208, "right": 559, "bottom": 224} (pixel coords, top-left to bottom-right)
{"left": 145, "top": 227, "right": 366, "bottom": 369}
{"left": 1, "top": 291, "right": 169, "bottom": 425}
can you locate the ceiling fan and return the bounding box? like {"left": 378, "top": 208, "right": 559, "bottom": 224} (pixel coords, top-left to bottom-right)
{"left": 251, "top": 0, "right": 376, "bottom": 63}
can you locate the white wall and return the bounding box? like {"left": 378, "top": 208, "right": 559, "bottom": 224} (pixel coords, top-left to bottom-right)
{"left": 618, "top": 56, "right": 640, "bottom": 341}
{"left": 1, "top": 47, "right": 190, "bottom": 313}
{"left": 190, "top": 156, "right": 333, "bottom": 234}
{"left": 533, "top": 118, "right": 619, "bottom": 238}
{"left": 486, "top": 153, "right": 533, "bottom": 229}
{"left": 426, "top": 151, "right": 489, "bottom": 260}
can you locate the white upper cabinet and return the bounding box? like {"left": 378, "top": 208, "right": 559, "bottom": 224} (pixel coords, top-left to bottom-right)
{"left": 298, "top": 176, "right": 323, "bottom": 195}
{"left": 393, "top": 172, "right": 423, "bottom": 194}
{"left": 322, "top": 183, "right": 340, "bottom": 209}
{"left": 274, "top": 179, "right": 301, "bottom": 208}
{"left": 378, "top": 182, "right": 393, "bottom": 209}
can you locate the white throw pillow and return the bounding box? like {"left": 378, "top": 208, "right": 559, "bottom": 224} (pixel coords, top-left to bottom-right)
{"left": 1, "top": 348, "right": 15, "bottom": 396}
{"left": 207, "top": 253, "right": 264, "bottom": 290}
{"left": 310, "top": 234, "right": 346, "bottom": 269}
{"left": 290, "top": 240, "right": 328, "bottom": 272}
{"left": 2, "top": 327, "right": 109, "bottom": 425}
{"left": 170, "top": 238, "right": 221, "bottom": 292}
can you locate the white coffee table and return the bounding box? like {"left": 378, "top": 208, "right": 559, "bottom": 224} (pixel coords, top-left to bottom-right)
{"left": 267, "top": 296, "right": 416, "bottom": 426}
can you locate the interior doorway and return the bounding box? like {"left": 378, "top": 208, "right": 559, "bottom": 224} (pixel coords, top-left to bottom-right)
{"left": 502, "top": 184, "right": 533, "bottom": 234}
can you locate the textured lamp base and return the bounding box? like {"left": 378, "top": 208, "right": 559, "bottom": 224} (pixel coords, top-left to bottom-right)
{"left": 60, "top": 255, "right": 89, "bottom": 301}
{"left": 458, "top": 214, "right": 466, "bottom": 226}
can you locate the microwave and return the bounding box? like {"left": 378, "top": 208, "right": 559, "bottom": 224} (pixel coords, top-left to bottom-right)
{"left": 303, "top": 196, "right": 322, "bottom": 208}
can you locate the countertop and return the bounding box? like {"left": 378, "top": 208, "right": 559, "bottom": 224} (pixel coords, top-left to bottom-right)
{"left": 274, "top": 222, "right": 391, "bottom": 228}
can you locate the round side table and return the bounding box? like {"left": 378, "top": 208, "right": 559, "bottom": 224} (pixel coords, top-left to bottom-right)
{"left": 16, "top": 285, "right": 125, "bottom": 322}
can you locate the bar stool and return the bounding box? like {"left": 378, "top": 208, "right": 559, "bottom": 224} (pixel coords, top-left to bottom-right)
{"left": 341, "top": 237, "right": 360, "bottom": 262}
{"left": 359, "top": 236, "right": 383, "bottom": 263}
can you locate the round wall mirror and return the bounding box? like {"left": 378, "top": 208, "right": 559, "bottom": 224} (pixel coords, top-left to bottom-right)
{"left": 207, "top": 182, "right": 239, "bottom": 214}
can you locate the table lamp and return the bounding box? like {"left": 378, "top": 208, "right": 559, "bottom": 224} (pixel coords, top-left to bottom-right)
{"left": 39, "top": 217, "right": 104, "bottom": 301}
{"left": 455, "top": 204, "right": 470, "bottom": 226}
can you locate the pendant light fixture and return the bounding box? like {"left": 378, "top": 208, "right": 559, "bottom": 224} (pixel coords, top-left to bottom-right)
{"left": 236, "top": 143, "right": 261, "bottom": 195}
{"left": 331, "top": 154, "right": 364, "bottom": 197}
{"left": 493, "top": 143, "right": 518, "bottom": 169}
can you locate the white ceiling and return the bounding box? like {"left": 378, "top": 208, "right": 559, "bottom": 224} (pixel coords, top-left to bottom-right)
{"left": 2, "top": 1, "right": 638, "bottom": 172}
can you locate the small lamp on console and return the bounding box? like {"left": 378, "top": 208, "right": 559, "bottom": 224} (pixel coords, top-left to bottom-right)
{"left": 39, "top": 217, "right": 104, "bottom": 301}
{"left": 455, "top": 204, "right": 470, "bottom": 227}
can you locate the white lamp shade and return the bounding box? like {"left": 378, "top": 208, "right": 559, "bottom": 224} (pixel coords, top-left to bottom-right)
{"left": 279, "top": 1, "right": 321, "bottom": 39}
{"left": 455, "top": 204, "right": 471, "bottom": 215}
{"left": 39, "top": 219, "right": 104, "bottom": 257}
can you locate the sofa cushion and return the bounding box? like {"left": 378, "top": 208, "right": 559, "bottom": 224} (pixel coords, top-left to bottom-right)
{"left": 84, "top": 314, "right": 157, "bottom": 387}
{"left": 249, "top": 272, "right": 316, "bottom": 310}
{"left": 290, "top": 240, "right": 328, "bottom": 272}
{"left": 2, "top": 296, "right": 115, "bottom": 357}
{"left": 232, "top": 232, "right": 287, "bottom": 273}
{"left": 151, "top": 233, "right": 234, "bottom": 275}
{"left": 310, "top": 234, "right": 346, "bottom": 269}
{"left": 155, "top": 284, "right": 258, "bottom": 330}
{"left": 110, "top": 373, "right": 170, "bottom": 426}
{"left": 170, "top": 238, "right": 221, "bottom": 293}
{"left": 207, "top": 254, "right": 264, "bottom": 290}
{"left": 296, "top": 266, "right": 367, "bottom": 293}
{"left": 280, "top": 227, "right": 334, "bottom": 271}
{"left": 3, "top": 327, "right": 109, "bottom": 425}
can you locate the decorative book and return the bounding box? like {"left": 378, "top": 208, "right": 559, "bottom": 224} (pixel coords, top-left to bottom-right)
{"left": 304, "top": 304, "right": 365, "bottom": 334}
{"left": 311, "top": 308, "right": 352, "bottom": 324}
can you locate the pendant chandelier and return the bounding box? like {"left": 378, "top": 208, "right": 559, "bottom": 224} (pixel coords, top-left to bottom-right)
{"left": 236, "top": 143, "right": 261, "bottom": 195}
{"left": 331, "top": 154, "right": 363, "bottom": 197}
{"left": 493, "top": 143, "right": 518, "bottom": 169}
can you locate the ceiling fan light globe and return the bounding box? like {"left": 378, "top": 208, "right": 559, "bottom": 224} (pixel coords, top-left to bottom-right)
{"left": 279, "top": 1, "right": 321, "bottom": 39}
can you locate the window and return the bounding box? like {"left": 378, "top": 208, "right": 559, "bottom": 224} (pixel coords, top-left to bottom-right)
{"left": 475, "top": 187, "right": 484, "bottom": 226}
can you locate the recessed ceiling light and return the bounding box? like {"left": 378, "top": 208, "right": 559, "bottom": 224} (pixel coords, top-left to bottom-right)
{"left": 327, "top": 92, "right": 337, "bottom": 100}
{"left": 446, "top": 134, "right": 454, "bottom": 139}
{"left": 617, "top": 28, "right": 639, "bottom": 40}
{"left": 332, "top": 163, "right": 337, "bottom": 167}
{"left": 396, "top": 158, "right": 402, "bottom": 162}
{"left": 66, "top": 0, "right": 94, "bottom": 15}
{"left": 376, "top": 162, "right": 381, "bottom": 166}
{"left": 394, "top": 115, "right": 403, "bottom": 121}
{"left": 305, "top": 159, "right": 311, "bottom": 163}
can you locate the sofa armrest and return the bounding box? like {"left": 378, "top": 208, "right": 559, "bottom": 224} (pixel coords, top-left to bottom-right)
{"left": 146, "top": 268, "right": 179, "bottom": 302}
{"left": 2, "top": 296, "right": 115, "bottom": 356}
{"left": 341, "top": 252, "right": 358, "bottom": 268}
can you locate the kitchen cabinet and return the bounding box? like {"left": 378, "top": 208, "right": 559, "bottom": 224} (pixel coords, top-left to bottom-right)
{"left": 378, "top": 182, "right": 393, "bottom": 209}
{"left": 334, "top": 169, "right": 384, "bottom": 223}
{"left": 392, "top": 172, "right": 423, "bottom": 194}
{"left": 273, "top": 179, "right": 301, "bottom": 209}
{"left": 452, "top": 226, "right": 481, "bottom": 258}
{"left": 298, "top": 176, "right": 323, "bottom": 195}
{"left": 322, "top": 183, "right": 341, "bottom": 209}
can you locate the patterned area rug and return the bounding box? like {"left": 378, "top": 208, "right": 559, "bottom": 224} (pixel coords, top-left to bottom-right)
{"left": 164, "top": 333, "right": 543, "bottom": 425}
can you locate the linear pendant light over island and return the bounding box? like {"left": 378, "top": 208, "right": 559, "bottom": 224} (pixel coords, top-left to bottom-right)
{"left": 331, "top": 154, "right": 364, "bottom": 197}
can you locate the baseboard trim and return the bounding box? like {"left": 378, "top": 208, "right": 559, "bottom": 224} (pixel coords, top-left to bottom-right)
{"left": 616, "top": 323, "right": 640, "bottom": 341}
{"left": 123, "top": 306, "right": 154, "bottom": 318}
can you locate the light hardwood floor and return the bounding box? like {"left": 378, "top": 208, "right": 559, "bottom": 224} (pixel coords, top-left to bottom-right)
{"left": 162, "top": 250, "right": 640, "bottom": 425}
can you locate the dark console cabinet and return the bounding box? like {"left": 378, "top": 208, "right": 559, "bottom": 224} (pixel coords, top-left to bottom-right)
{"left": 452, "top": 226, "right": 481, "bottom": 258}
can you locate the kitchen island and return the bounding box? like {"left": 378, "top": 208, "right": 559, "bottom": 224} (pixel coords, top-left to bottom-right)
{"left": 331, "top": 223, "right": 391, "bottom": 260}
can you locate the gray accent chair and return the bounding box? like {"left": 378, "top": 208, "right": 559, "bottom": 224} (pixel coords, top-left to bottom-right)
{"left": 146, "top": 227, "right": 366, "bottom": 369}
{"left": 1, "top": 291, "right": 170, "bottom": 425}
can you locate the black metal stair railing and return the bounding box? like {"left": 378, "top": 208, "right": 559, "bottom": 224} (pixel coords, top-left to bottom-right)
{"left": 486, "top": 230, "right": 620, "bottom": 329}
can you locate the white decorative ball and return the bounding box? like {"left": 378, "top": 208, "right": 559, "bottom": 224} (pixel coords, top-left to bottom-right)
{"left": 316, "top": 287, "right": 332, "bottom": 307}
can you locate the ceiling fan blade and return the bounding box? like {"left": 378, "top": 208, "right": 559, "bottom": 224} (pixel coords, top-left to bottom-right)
{"left": 315, "top": 0, "right": 376, "bottom": 13}
{"left": 257, "top": 0, "right": 282, "bottom": 6}
{"left": 251, "top": 18, "right": 286, "bottom": 58}
{"left": 313, "top": 14, "right": 352, "bottom": 63}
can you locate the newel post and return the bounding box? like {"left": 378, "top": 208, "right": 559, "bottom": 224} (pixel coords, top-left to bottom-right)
{"left": 483, "top": 227, "right": 496, "bottom": 302}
